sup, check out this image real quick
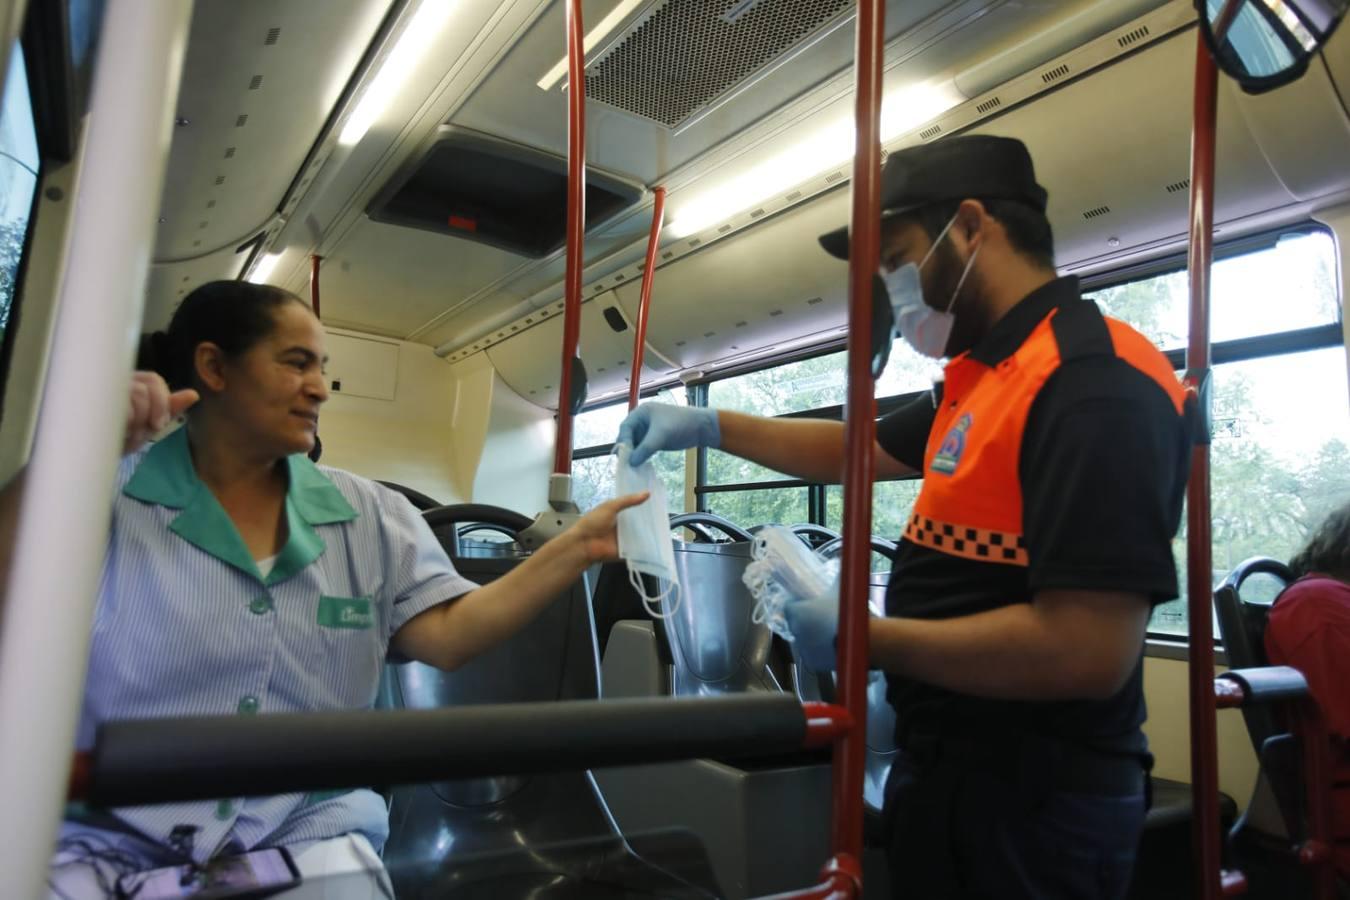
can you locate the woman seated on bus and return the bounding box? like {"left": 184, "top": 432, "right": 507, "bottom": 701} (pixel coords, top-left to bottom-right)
{"left": 1264, "top": 502, "right": 1350, "bottom": 884}
{"left": 50, "top": 280, "right": 645, "bottom": 896}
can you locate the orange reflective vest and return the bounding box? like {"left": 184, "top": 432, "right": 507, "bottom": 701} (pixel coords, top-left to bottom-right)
{"left": 904, "top": 298, "right": 1187, "bottom": 566}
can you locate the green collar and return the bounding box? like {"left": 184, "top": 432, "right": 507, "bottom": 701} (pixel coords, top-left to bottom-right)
{"left": 123, "top": 428, "right": 358, "bottom": 585}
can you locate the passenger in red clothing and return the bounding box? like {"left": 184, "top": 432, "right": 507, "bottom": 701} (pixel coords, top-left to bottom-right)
{"left": 1264, "top": 502, "right": 1350, "bottom": 883}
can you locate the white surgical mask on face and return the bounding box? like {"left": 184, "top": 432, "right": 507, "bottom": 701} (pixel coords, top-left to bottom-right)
{"left": 880, "top": 213, "right": 980, "bottom": 359}
{"left": 614, "top": 443, "right": 681, "bottom": 618}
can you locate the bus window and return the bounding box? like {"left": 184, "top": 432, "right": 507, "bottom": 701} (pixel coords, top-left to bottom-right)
{"left": 1091, "top": 228, "right": 1346, "bottom": 642}
{"left": 572, "top": 389, "right": 686, "bottom": 512}
{"left": 0, "top": 41, "right": 40, "bottom": 407}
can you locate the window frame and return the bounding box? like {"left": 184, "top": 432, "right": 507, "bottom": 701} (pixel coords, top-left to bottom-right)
{"left": 0, "top": 34, "right": 58, "bottom": 432}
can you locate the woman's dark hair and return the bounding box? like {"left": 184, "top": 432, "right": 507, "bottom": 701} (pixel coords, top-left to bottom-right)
{"left": 1290, "top": 502, "right": 1350, "bottom": 580}
{"left": 138, "top": 280, "right": 308, "bottom": 390}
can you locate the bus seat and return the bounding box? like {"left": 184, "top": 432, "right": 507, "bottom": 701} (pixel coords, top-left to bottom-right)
{"left": 1214, "top": 557, "right": 1291, "bottom": 757}
{"left": 1212, "top": 557, "right": 1338, "bottom": 881}
{"left": 378, "top": 503, "right": 720, "bottom": 899}
{"left": 376, "top": 481, "right": 443, "bottom": 512}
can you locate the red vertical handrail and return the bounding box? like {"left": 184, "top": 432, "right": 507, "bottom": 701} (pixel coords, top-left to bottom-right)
{"left": 1185, "top": 31, "right": 1222, "bottom": 900}
{"left": 310, "top": 254, "right": 322, "bottom": 319}
{"left": 552, "top": 0, "right": 586, "bottom": 474}
{"left": 830, "top": 0, "right": 884, "bottom": 880}
{"left": 628, "top": 187, "right": 666, "bottom": 411}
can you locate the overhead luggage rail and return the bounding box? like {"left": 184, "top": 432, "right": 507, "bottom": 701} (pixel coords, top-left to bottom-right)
{"left": 68, "top": 695, "right": 850, "bottom": 808}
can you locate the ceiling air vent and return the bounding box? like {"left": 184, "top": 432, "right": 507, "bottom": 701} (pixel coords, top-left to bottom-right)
{"left": 1082, "top": 205, "right": 1111, "bottom": 219}
{"left": 214, "top": 175, "right": 225, "bottom": 185}
{"left": 825, "top": 171, "right": 845, "bottom": 183}
{"left": 1041, "top": 63, "right": 1070, "bottom": 84}
{"left": 264, "top": 27, "right": 281, "bottom": 46}
{"left": 223, "top": 147, "right": 235, "bottom": 159}
{"left": 1166, "top": 179, "right": 1190, "bottom": 194}
{"left": 975, "top": 96, "right": 1002, "bottom": 114}
{"left": 235, "top": 114, "right": 248, "bottom": 127}
{"left": 367, "top": 126, "right": 642, "bottom": 258}
{"left": 1117, "top": 25, "right": 1150, "bottom": 48}
{"left": 718, "top": 224, "right": 733, "bottom": 233}
{"left": 249, "top": 75, "right": 263, "bottom": 90}
{"left": 919, "top": 124, "right": 942, "bottom": 140}
{"left": 586, "top": 0, "right": 851, "bottom": 128}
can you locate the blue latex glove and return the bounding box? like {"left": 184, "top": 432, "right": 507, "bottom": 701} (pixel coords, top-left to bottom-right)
{"left": 783, "top": 583, "right": 839, "bottom": 672}
{"left": 616, "top": 403, "right": 721, "bottom": 467}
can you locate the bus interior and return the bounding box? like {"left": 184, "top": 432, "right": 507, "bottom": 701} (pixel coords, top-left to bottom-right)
{"left": 0, "top": 0, "right": 1347, "bottom": 897}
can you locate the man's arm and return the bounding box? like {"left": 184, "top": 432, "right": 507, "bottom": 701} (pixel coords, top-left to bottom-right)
{"left": 391, "top": 493, "right": 645, "bottom": 671}
{"left": 717, "top": 411, "right": 914, "bottom": 483}
{"left": 869, "top": 589, "right": 1150, "bottom": 701}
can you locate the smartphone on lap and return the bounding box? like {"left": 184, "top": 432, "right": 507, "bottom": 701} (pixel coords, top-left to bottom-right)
{"left": 116, "top": 846, "right": 301, "bottom": 899}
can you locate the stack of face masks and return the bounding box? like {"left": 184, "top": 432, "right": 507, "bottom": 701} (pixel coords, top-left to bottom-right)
{"left": 614, "top": 443, "right": 682, "bottom": 618}
{"left": 743, "top": 526, "right": 838, "bottom": 642}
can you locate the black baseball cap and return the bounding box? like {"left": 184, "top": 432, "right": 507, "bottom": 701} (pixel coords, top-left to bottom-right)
{"left": 818, "top": 135, "right": 1048, "bottom": 260}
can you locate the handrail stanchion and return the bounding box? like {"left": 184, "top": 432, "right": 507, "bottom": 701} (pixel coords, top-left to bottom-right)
{"left": 1184, "top": 30, "right": 1225, "bottom": 900}
{"left": 552, "top": 0, "right": 586, "bottom": 475}
{"left": 0, "top": 3, "right": 192, "bottom": 896}
{"left": 519, "top": 0, "right": 587, "bottom": 550}
{"left": 628, "top": 187, "right": 666, "bottom": 411}
{"left": 310, "top": 254, "right": 323, "bottom": 319}
{"left": 829, "top": 0, "right": 887, "bottom": 893}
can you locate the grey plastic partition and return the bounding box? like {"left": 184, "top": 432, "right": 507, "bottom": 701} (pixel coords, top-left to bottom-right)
{"left": 379, "top": 504, "right": 720, "bottom": 899}
{"left": 594, "top": 515, "right": 832, "bottom": 898}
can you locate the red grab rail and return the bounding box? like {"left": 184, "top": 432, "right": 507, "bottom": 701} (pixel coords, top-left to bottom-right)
{"left": 552, "top": 0, "right": 586, "bottom": 474}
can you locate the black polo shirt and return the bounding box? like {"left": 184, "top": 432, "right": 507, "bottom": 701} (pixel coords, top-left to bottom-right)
{"left": 875, "top": 276, "right": 1191, "bottom": 754}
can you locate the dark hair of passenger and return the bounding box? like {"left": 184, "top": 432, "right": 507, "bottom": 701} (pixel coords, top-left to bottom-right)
{"left": 1289, "top": 502, "right": 1350, "bottom": 581}
{"left": 138, "top": 280, "right": 309, "bottom": 391}
{"left": 900, "top": 197, "right": 1056, "bottom": 271}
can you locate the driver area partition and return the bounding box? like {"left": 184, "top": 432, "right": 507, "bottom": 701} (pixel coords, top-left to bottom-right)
{"left": 593, "top": 514, "right": 833, "bottom": 898}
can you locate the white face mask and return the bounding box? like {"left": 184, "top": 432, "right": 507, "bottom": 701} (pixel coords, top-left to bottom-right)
{"left": 880, "top": 213, "right": 980, "bottom": 359}
{"left": 614, "top": 443, "right": 681, "bottom": 618}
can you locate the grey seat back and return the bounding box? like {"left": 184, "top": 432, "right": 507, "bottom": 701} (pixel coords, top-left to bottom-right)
{"left": 1213, "top": 557, "right": 1292, "bottom": 756}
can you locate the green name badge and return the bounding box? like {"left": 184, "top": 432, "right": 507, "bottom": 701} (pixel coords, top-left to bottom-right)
{"left": 317, "top": 596, "right": 374, "bottom": 630}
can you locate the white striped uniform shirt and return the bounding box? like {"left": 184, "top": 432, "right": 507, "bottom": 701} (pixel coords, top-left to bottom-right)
{"left": 75, "top": 426, "right": 475, "bottom": 862}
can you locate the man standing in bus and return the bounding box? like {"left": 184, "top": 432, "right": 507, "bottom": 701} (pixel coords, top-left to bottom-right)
{"left": 618, "top": 135, "right": 1191, "bottom": 899}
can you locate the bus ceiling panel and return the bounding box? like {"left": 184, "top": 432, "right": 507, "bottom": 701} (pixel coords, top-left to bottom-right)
{"left": 408, "top": 214, "right": 663, "bottom": 351}
{"left": 302, "top": 217, "right": 527, "bottom": 340}
{"left": 608, "top": 190, "right": 854, "bottom": 372}
{"left": 151, "top": 0, "right": 392, "bottom": 264}
{"left": 1229, "top": 25, "right": 1350, "bottom": 202}
{"left": 963, "top": 28, "right": 1292, "bottom": 274}
{"left": 266, "top": 1, "right": 548, "bottom": 291}
{"left": 484, "top": 291, "right": 674, "bottom": 410}
{"left": 144, "top": 249, "right": 253, "bottom": 331}
{"left": 1325, "top": 14, "right": 1350, "bottom": 117}
{"left": 450, "top": 0, "right": 963, "bottom": 189}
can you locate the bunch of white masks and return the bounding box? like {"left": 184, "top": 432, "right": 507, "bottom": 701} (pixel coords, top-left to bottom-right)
{"left": 743, "top": 525, "right": 838, "bottom": 642}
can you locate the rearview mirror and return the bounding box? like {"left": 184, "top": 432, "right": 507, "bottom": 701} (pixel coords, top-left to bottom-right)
{"left": 1197, "top": 0, "right": 1347, "bottom": 94}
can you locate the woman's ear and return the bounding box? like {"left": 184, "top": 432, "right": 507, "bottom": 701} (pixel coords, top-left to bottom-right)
{"left": 193, "top": 342, "right": 227, "bottom": 394}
